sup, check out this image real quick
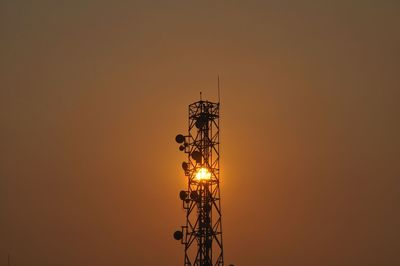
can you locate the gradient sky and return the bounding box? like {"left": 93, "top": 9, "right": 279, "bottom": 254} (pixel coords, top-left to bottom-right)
{"left": 1, "top": 1, "right": 400, "bottom": 265}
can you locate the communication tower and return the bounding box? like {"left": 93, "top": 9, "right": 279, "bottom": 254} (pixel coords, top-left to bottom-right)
{"left": 173, "top": 95, "right": 224, "bottom": 266}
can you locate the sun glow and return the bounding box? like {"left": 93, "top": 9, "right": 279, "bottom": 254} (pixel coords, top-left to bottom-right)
{"left": 195, "top": 167, "right": 211, "bottom": 181}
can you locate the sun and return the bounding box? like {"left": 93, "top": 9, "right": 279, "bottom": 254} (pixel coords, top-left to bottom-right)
{"left": 195, "top": 167, "right": 211, "bottom": 181}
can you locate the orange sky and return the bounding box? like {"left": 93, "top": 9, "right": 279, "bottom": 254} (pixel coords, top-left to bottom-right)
{"left": 1, "top": 1, "right": 400, "bottom": 265}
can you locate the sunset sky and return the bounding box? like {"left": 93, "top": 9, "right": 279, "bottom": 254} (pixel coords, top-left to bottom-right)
{"left": 1, "top": 1, "right": 400, "bottom": 265}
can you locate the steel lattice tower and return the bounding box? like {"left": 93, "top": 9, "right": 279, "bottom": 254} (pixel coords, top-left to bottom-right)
{"left": 174, "top": 97, "right": 224, "bottom": 266}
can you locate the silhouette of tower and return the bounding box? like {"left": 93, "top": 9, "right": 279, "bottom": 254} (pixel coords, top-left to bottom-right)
{"left": 174, "top": 97, "right": 224, "bottom": 266}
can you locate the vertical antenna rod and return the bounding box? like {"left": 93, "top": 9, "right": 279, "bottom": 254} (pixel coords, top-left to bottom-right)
{"left": 218, "top": 75, "right": 221, "bottom": 104}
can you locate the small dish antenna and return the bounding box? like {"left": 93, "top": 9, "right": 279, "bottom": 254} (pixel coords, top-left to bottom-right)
{"left": 191, "top": 151, "right": 202, "bottom": 163}
{"left": 175, "top": 134, "right": 185, "bottom": 143}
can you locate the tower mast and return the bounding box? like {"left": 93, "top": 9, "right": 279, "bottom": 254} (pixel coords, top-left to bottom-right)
{"left": 174, "top": 95, "right": 224, "bottom": 266}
